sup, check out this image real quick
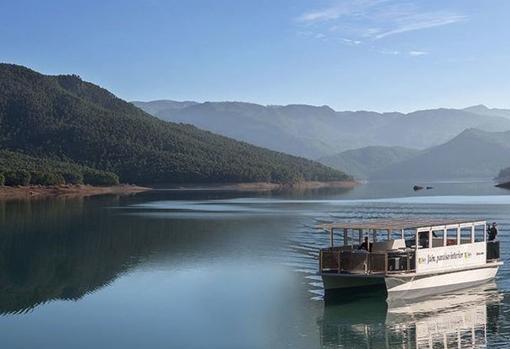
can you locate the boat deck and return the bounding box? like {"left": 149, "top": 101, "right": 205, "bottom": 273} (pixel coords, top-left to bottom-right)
{"left": 318, "top": 219, "right": 500, "bottom": 277}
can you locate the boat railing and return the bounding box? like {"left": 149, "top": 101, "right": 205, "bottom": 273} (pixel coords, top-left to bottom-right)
{"left": 487, "top": 240, "right": 500, "bottom": 261}
{"left": 319, "top": 246, "right": 352, "bottom": 272}
{"left": 319, "top": 248, "right": 416, "bottom": 274}
{"left": 340, "top": 251, "right": 370, "bottom": 273}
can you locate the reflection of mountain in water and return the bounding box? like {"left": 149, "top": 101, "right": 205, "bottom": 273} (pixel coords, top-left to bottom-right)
{"left": 318, "top": 283, "right": 502, "bottom": 348}
{"left": 0, "top": 195, "right": 286, "bottom": 315}
{"left": 0, "top": 197, "right": 156, "bottom": 314}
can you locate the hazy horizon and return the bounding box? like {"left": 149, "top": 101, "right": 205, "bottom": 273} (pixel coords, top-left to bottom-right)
{"left": 131, "top": 98, "right": 506, "bottom": 114}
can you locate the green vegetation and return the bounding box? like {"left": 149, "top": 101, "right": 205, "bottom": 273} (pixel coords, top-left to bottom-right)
{"left": 82, "top": 168, "right": 119, "bottom": 186}
{"left": 0, "top": 64, "right": 350, "bottom": 185}
{"left": 0, "top": 150, "right": 119, "bottom": 186}
{"left": 4, "top": 170, "right": 31, "bottom": 186}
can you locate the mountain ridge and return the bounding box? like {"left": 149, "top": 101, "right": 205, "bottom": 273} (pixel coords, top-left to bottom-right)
{"left": 134, "top": 99, "right": 510, "bottom": 159}
{"left": 371, "top": 128, "right": 510, "bottom": 180}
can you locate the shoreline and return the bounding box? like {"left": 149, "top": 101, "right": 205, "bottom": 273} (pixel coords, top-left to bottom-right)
{"left": 0, "top": 184, "right": 151, "bottom": 200}
{"left": 0, "top": 180, "right": 358, "bottom": 200}
{"left": 154, "top": 180, "right": 359, "bottom": 192}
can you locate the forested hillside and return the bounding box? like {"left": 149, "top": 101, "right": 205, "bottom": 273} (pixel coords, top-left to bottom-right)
{"left": 0, "top": 64, "right": 350, "bottom": 185}
{"left": 0, "top": 150, "right": 118, "bottom": 186}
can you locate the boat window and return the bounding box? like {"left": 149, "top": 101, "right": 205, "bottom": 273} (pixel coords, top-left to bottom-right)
{"left": 460, "top": 227, "right": 472, "bottom": 244}
{"left": 403, "top": 229, "right": 415, "bottom": 247}
{"left": 474, "top": 225, "right": 485, "bottom": 242}
{"left": 417, "top": 230, "right": 431, "bottom": 248}
{"left": 446, "top": 228, "right": 458, "bottom": 245}
{"left": 431, "top": 229, "right": 445, "bottom": 248}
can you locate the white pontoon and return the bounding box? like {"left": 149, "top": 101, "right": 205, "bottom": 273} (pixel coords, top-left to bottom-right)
{"left": 318, "top": 219, "right": 502, "bottom": 298}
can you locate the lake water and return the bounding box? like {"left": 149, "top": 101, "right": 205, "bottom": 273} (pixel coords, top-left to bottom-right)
{"left": 1, "top": 181, "right": 510, "bottom": 348}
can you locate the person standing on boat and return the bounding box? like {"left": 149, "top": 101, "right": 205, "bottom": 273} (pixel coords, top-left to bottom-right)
{"left": 488, "top": 223, "right": 498, "bottom": 241}
{"left": 358, "top": 236, "right": 369, "bottom": 251}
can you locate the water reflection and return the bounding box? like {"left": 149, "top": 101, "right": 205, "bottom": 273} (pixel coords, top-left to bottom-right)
{"left": 319, "top": 283, "right": 502, "bottom": 348}
{"left": 0, "top": 194, "right": 291, "bottom": 315}
{"left": 0, "top": 196, "right": 162, "bottom": 314}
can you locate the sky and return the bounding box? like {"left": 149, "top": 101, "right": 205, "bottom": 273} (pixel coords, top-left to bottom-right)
{"left": 2, "top": 0, "right": 510, "bottom": 112}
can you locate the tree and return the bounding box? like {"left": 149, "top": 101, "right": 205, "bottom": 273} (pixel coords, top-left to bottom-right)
{"left": 4, "top": 170, "right": 31, "bottom": 186}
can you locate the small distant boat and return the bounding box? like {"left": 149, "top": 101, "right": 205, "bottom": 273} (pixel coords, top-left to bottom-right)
{"left": 318, "top": 219, "right": 502, "bottom": 299}
{"left": 413, "top": 185, "right": 423, "bottom": 191}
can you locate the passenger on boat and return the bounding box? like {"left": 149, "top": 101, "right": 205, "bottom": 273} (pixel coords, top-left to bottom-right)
{"left": 358, "top": 237, "right": 370, "bottom": 251}
{"left": 488, "top": 223, "right": 498, "bottom": 241}
{"left": 418, "top": 231, "right": 437, "bottom": 248}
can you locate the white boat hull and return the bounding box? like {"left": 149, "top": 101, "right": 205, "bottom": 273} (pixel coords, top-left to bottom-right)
{"left": 321, "top": 263, "right": 501, "bottom": 298}
{"left": 385, "top": 264, "right": 501, "bottom": 299}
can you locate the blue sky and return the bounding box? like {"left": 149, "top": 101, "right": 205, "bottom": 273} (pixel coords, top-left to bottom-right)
{"left": 2, "top": 0, "right": 510, "bottom": 112}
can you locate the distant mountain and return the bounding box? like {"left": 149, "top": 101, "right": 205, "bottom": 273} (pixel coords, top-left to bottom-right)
{"left": 133, "top": 100, "right": 510, "bottom": 159}
{"left": 318, "top": 146, "right": 421, "bottom": 180}
{"left": 464, "top": 105, "right": 510, "bottom": 119}
{"left": 0, "top": 64, "right": 350, "bottom": 185}
{"left": 131, "top": 100, "right": 198, "bottom": 115}
{"left": 371, "top": 129, "right": 510, "bottom": 180}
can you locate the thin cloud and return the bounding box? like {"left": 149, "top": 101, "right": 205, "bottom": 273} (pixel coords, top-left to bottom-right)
{"left": 409, "top": 50, "right": 428, "bottom": 56}
{"left": 296, "top": 1, "right": 467, "bottom": 41}
{"left": 342, "top": 38, "right": 362, "bottom": 45}
{"left": 297, "top": 7, "right": 345, "bottom": 23}
{"left": 380, "top": 49, "right": 400, "bottom": 55}
{"left": 296, "top": 0, "right": 387, "bottom": 23}
{"left": 373, "top": 14, "right": 466, "bottom": 39}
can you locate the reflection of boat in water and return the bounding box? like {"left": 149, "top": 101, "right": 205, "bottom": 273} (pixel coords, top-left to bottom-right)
{"left": 318, "top": 282, "right": 502, "bottom": 348}
{"left": 318, "top": 219, "right": 502, "bottom": 298}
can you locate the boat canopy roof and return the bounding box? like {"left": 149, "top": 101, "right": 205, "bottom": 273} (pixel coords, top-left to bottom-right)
{"left": 318, "top": 218, "right": 486, "bottom": 231}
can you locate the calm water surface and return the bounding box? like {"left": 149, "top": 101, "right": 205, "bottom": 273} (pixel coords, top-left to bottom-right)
{"left": 1, "top": 181, "right": 510, "bottom": 348}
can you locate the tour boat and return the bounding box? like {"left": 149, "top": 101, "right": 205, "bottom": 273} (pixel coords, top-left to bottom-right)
{"left": 318, "top": 219, "right": 502, "bottom": 298}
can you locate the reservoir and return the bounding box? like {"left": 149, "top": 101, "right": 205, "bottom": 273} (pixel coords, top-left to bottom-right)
{"left": 1, "top": 181, "right": 509, "bottom": 348}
